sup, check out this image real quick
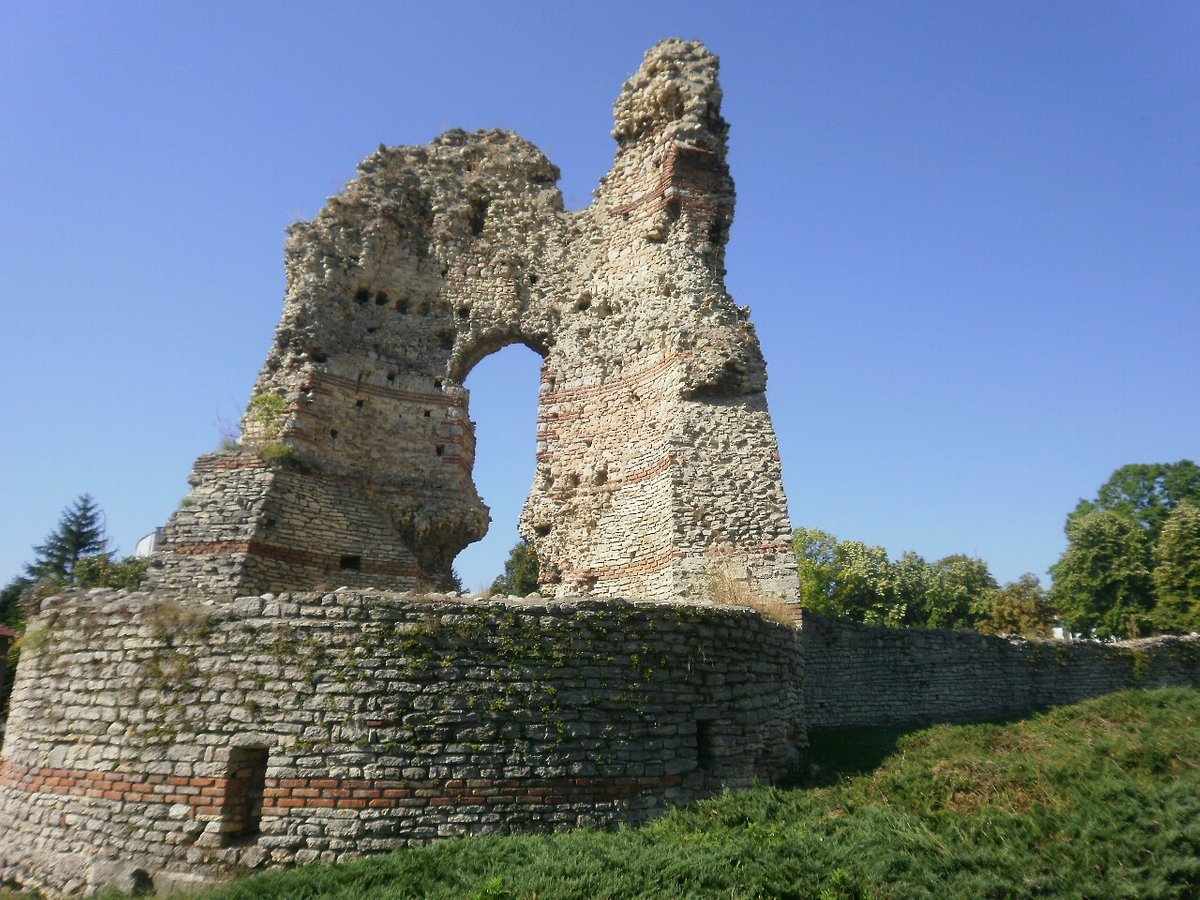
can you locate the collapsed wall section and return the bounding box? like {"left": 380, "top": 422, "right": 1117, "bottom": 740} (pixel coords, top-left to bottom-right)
{"left": 800, "top": 611, "right": 1200, "bottom": 729}
{"left": 0, "top": 589, "right": 803, "bottom": 895}
{"left": 149, "top": 39, "right": 800, "bottom": 603}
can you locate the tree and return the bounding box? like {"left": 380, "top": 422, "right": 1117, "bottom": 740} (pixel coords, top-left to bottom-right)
{"left": 1050, "top": 510, "right": 1154, "bottom": 639}
{"left": 490, "top": 539, "right": 539, "bottom": 596}
{"left": 793, "top": 528, "right": 907, "bottom": 626}
{"left": 0, "top": 576, "right": 32, "bottom": 630}
{"left": 921, "top": 554, "right": 997, "bottom": 630}
{"left": 4, "top": 496, "right": 149, "bottom": 629}
{"left": 976, "top": 573, "right": 1056, "bottom": 638}
{"left": 827, "top": 539, "right": 900, "bottom": 625}
{"left": 794, "top": 527, "right": 1011, "bottom": 631}
{"left": 1067, "top": 460, "right": 1200, "bottom": 542}
{"left": 794, "top": 527, "right": 839, "bottom": 609}
{"left": 888, "top": 550, "right": 931, "bottom": 627}
{"left": 1151, "top": 500, "right": 1200, "bottom": 634}
{"left": 25, "top": 494, "right": 106, "bottom": 582}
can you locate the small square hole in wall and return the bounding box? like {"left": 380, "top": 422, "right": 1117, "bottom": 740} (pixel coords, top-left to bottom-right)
{"left": 340, "top": 555, "right": 361, "bottom": 572}
{"left": 355, "top": 399, "right": 364, "bottom": 409}
{"left": 435, "top": 445, "right": 445, "bottom": 457}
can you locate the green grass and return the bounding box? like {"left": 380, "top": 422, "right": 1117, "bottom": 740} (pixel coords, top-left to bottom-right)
{"left": 199, "top": 687, "right": 1200, "bottom": 899}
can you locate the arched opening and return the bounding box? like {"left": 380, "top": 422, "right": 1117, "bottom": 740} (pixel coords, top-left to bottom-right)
{"left": 453, "top": 344, "right": 545, "bottom": 592}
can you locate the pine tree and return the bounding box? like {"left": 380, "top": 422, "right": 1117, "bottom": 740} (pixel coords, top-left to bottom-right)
{"left": 25, "top": 494, "right": 107, "bottom": 582}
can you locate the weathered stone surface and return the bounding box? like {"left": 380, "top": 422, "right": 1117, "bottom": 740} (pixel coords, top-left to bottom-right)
{"left": 148, "top": 38, "right": 799, "bottom": 603}
{"left": 0, "top": 588, "right": 803, "bottom": 893}
{"left": 800, "top": 610, "right": 1200, "bottom": 728}
{"left": 7, "top": 38, "right": 1200, "bottom": 898}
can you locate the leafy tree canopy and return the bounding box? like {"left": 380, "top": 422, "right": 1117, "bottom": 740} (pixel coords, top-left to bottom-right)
{"left": 1151, "top": 500, "right": 1200, "bottom": 634}
{"left": 73, "top": 555, "right": 150, "bottom": 592}
{"left": 1, "top": 576, "right": 32, "bottom": 629}
{"left": 1050, "top": 509, "right": 1154, "bottom": 639}
{"left": 794, "top": 528, "right": 904, "bottom": 625}
{"left": 1067, "top": 460, "right": 1200, "bottom": 541}
{"left": 975, "top": 573, "right": 1056, "bottom": 638}
{"left": 490, "top": 539, "right": 539, "bottom": 596}
{"left": 794, "top": 529, "right": 998, "bottom": 631}
{"left": 922, "top": 554, "right": 998, "bottom": 630}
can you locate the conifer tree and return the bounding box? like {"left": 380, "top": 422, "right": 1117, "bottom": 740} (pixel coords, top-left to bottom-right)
{"left": 25, "top": 494, "right": 106, "bottom": 582}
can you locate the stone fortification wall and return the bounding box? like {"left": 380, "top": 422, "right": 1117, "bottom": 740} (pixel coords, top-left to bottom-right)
{"left": 150, "top": 39, "right": 799, "bottom": 603}
{"left": 800, "top": 610, "right": 1200, "bottom": 729}
{"left": 0, "top": 625, "right": 14, "bottom": 738}
{"left": 0, "top": 588, "right": 802, "bottom": 895}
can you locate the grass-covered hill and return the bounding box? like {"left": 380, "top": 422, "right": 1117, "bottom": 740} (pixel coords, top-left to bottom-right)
{"left": 200, "top": 687, "right": 1200, "bottom": 899}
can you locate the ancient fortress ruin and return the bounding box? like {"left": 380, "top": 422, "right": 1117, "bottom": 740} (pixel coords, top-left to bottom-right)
{"left": 150, "top": 37, "right": 798, "bottom": 604}
{"left": 2, "top": 40, "right": 1198, "bottom": 896}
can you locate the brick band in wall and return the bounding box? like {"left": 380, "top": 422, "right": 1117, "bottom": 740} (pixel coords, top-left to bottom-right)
{"left": 563, "top": 541, "right": 797, "bottom": 583}
{"left": 153, "top": 541, "right": 420, "bottom": 578}
{"left": 0, "top": 588, "right": 804, "bottom": 894}
{"left": 0, "top": 761, "right": 683, "bottom": 816}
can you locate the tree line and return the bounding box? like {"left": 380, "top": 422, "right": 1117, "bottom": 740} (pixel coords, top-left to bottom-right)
{"left": 796, "top": 460, "right": 1200, "bottom": 639}
{"left": 1, "top": 494, "right": 148, "bottom": 633}
{"left": 6, "top": 460, "right": 1197, "bottom": 643}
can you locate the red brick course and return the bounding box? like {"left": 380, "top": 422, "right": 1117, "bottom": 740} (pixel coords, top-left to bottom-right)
{"left": 0, "top": 760, "right": 683, "bottom": 818}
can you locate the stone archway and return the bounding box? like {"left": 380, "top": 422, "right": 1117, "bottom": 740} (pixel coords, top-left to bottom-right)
{"left": 150, "top": 40, "right": 799, "bottom": 603}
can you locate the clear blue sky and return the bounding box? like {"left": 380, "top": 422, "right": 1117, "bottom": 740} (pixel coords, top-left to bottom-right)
{"left": 2, "top": 1, "right": 1196, "bottom": 593}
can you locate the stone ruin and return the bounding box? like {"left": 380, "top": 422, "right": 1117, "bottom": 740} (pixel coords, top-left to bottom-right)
{"left": 3, "top": 40, "right": 1200, "bottom": 896}
{"left": 148, "top": 38, "right": 799, "bottom": 604}
{"left": 0, "top": 40, "right": 809, "bottom": 894}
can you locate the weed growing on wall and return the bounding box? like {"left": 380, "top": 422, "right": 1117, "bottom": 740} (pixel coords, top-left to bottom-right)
{"left": 702, "top": 551, "right": 796, "bottom": 626}
{"left": 259, "top": 442, "right": 300, "bottom": 466}
{"left": 248, "top": 392, "right": 288, "bottom": 437}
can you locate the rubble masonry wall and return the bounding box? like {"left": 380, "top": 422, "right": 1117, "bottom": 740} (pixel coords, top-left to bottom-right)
{"left": 801, "top": 610, "right": 1200, "bottom": 729}
{"left": 0, "top": 589, "right": 802, "bottom": 894}
{"left": 149, "top": 39, "right": 799, "bottom": 604}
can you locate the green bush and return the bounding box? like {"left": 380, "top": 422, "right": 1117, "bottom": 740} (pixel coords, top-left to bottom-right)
{"left": 203, "top": 688, "right": 1200, "bottom": 899}
{"left": 259, "top": 442, "right": 300, "bottom": 467}
{"left": 249, "top": 392, "right": 289, "bottom": 436}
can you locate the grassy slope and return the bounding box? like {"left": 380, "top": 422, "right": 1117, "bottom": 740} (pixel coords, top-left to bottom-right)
{"left": 201, "top": 687, "right": 1200, "bottom": 899}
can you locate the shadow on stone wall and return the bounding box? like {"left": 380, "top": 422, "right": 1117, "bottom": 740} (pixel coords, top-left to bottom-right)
{"left": 799, "top": 609, "right": 1200, "bottom": 730}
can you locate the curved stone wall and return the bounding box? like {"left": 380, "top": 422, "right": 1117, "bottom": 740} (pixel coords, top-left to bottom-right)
{"left": 0, "top": 589, "right": 803, "bottom": 894}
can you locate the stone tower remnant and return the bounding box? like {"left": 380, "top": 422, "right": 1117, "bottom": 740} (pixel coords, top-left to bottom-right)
{"left": 151, "top": 39, "right": 799, "bottom": 603}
